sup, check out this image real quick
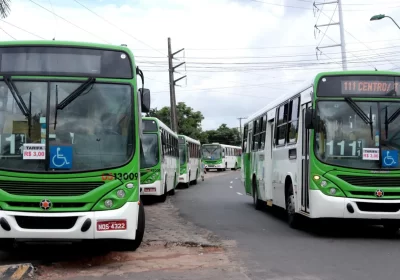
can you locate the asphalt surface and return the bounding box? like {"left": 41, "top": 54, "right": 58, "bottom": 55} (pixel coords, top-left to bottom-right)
{"left": 172, "top": 170, "right": 400, "bottom": 280}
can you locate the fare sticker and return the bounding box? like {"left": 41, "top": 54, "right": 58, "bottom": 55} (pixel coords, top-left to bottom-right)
{"left": 362, "top": 148, "right": 379, "bottom": 161}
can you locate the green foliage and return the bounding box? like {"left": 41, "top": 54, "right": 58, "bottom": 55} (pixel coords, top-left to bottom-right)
{"left": 146, "top": 103, "right": 241, "bottom": 146}
{"left": 0, "top": 0, "right": 11, "bottom": 18}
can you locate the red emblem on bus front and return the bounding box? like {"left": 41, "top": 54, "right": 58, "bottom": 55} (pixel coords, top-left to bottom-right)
{"left": 40, "top": 199, "right": 52, "bottom": 210}
{"left": 375, "top": 190, "right": 384, "bottom": 198}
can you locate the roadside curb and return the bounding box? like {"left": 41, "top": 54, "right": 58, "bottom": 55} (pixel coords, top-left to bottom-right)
{"left": 0, "top": 263, "right": 34, "bottom": 279}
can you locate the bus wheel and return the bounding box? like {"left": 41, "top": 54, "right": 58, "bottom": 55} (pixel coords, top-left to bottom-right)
{"left": 193, "top": 171, "right": 198, "bottom": 185}
{"left": 114, "top": 201, "right": 145, "bottom": 251}
{"left": 231, "top": 162, "right": 237, "bottom": 171}
{"left": 286, "top": 183, "right": 300, "bottom": 229}
{"left": 170, "top": 175, "right": 176, "bottom": 195}
{"left": 253, "top": 180, "right": 262, "bottom": 210}
{"left": 159, "top": 182, "right": 167, "bottom": 202}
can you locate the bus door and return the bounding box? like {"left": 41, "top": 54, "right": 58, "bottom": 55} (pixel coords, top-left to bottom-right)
{"left": 301, "top": 102, "right": 312, "bottom": 213}
{"left": 264, "top": 119, "right": 274, "bottom": 200}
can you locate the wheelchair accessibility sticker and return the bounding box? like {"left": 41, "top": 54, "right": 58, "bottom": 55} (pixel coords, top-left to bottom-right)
{"left": 382, "top": 150, "right": 399, "bottom": 168}
{"left": 50, "top": 146, "right": 72, "bottom": 169}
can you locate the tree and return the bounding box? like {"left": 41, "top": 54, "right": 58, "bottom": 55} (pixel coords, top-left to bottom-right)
{"left": 0, "top": 0, "right": 11, "bottom": 18}
{"left": 206, "top": 124, "right": 241, "bottom": 146}
{"left": 146, "top": 102, "right": 204, "bottom": 139}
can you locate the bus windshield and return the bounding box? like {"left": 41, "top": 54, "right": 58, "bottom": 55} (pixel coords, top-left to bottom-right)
{"left": 202, "top": 145, "right": 221, "bottom": 160}
{"left": 179, "top": 144, "right": 186, "bottom": 165}
{"left": 140, "top": 133, "right": 159, "bottom": 169}
{"left": 314, "top": 100, "right": 400, "bottom": 169}
{"left": 0, "top": 81, "right": 133, "bottom": 172}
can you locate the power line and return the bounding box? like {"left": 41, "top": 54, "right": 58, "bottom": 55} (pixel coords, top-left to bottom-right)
{"left": 0, "top": 19, "right": 46, "bottom": 39}
{"left": 28, "top": 0, "right": 111, "bottom": 43}
{"left": 73, "top": 0, "right": 167, "bottom": 57}
{"left": 249, "top": 0, "right": 399, "bottom": 11}
{"left": 0, "top": 26, "right": 16, "bottom": 40}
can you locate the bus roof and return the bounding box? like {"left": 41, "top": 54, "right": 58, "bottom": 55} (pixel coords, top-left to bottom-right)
{"left": 202, "top": 143, "right": 241, "bottom": 149}
{"left": 0, "top": 40, "right": 133, "bottom": 53}
{"left": 142, "top": 117, "right": 178, "bottom": 139}
{"left": 245, "top": 80, "right": 313, "bottom": 125}
{"left": 178, "top": 135, "right": 201, "bottom": 145}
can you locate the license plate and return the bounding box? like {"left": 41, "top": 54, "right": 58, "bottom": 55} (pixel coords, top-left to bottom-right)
{"left": 97, "top": 220, "right": 127, "bottom": 231}
{"left": 208, "top": 165, "right": 214, "bottom": 167}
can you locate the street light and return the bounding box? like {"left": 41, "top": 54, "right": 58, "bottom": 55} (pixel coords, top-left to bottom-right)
{"left": 370, "top": 14, "right": 400, "bottom": 30}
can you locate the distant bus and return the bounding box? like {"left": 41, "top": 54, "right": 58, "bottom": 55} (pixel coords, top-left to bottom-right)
{"left": 140, "top": 117, "right": 179, "bottom": 202}
{"left": 201, "top": 143, "right": 241, "bottom": 171}
{"left": 242, "top": 70, "right": 400, "bottom": 233}
{"left": 0, "top": 40, "right": 151, "bottom": 250}
{"left": 178, "top": 135, "right": 201, "bottom": 187}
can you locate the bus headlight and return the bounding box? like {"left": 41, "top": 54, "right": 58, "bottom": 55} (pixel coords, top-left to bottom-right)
{"left": 117, "top": 189, "right": 126, "bottom": 198}
{"left": 104, "top": 199, "right": 113, "bottom": 208}
{"left": 311, "top": 175, "right": 345, "bottom": 197}
{"left": 92, "top": 184, "right": 138, "bottom": 211}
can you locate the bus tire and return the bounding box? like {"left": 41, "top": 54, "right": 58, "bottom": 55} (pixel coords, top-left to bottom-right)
{"left": 159, "top": 182, "right": 167, "bottom": 202}
{"left": 286, "top": 183, "right": 301, "bottom": 229}
{"left": 252, "top": 180, "right": 262, "bottom": 210}
{"left": 193, "top": 171, "right": 198, "bottom": 185}
{"left": 114, "top": 201, "right": 145, "bottom": 251}
{"left": 232, "top": 162, "right": 237, "bottom": 171}
{"left": 170, "top": 175, "right": 176, "bottom": 195}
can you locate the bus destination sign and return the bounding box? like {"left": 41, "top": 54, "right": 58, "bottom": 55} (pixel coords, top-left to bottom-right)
{"left": 317, "top": 75, "right": 400, "bottom": 97}
{"left": 341, "top": 80, "right": 400, "bottom": 95}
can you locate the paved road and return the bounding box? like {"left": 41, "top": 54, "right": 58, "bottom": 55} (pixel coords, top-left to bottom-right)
{"left": 172, "top": 170, "right": 400, "bottom": 280}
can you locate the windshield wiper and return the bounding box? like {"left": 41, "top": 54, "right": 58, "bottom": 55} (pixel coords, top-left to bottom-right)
{"left": 384, "top": 106, "right": 400, "bottom": 139}
{"left": 54, "top": 78, "right": 95, "bottom": 130}
{"left": 4, "top": 76, "right": 30, "bottom": 117}
{"left": 56, "top": 78, "right": 96, "bottom": 110}
{"left": 344, "top": 97, "right": 373, "bottom": 140}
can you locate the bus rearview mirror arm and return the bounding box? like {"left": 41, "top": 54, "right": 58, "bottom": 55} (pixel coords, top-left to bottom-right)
{"left": 305, "top": 108, "right": 315, "bottom": 130}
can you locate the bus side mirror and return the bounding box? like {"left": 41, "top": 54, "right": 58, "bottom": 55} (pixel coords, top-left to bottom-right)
{"left": 305, "top": 108, "right": 315, "bottom": 130}
{"left": 139, "top": 88, "right": 151, "bottom": 113}
{"left": 161, "top": 134, "right": 166, "bottom": 145}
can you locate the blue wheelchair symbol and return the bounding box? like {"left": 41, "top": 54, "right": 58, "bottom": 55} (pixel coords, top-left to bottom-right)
{"left": 382, "top": 150, "right": 399, "bottom": 168}
{"left": 50, "top": 146, "right": 72, "bottom": 169}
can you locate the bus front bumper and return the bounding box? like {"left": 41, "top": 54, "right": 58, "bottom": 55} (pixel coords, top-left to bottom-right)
{"left": 310, "top": 190, "right": 400, "bottom": 220}
{"left": 140, "top": 181, "right": 162, "bottom": 196}
{"left": 0, "top": 202, "right": 139, "bottom": 240}
{"left": 204, "top": 164, "right": 223, "bottom": 169}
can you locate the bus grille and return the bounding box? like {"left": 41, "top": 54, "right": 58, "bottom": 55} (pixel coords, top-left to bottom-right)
{"left": 337, "top": 175, "right": 400, "bottom": 187}
{"left": 0, "top": 181, "right": 105, "bottom": 196}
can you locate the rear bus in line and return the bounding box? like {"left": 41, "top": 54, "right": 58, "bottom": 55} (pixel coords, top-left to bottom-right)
{"left": 201, "top": 143, "right": 242, "bottom": 171}
{"left": 178, "top": 135, "right": 201, "bottom": 187}
{"left": 140, "top": 117, "right": 179, "bottom": 202}
{"left": 241, "top": 70, "right": 400, "bottom": 233}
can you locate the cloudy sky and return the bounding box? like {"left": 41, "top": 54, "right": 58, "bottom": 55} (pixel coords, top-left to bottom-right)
{"left": 1, "top": 0, "right": 400, "bottom": 130}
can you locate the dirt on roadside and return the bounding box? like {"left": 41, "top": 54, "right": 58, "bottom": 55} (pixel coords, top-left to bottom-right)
{"left": 34, "top": 174, "right": 242, "bottom": 279}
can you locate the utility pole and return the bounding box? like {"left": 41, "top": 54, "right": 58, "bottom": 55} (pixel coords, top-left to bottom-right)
{"left": 237, "top": 117, "right": 247, "bottom": 137}
{"left": 167, "top": 37, "right": 186, "bottom": 133}
{"left": 313, "top": 0, "right": 348, "bottom": 70}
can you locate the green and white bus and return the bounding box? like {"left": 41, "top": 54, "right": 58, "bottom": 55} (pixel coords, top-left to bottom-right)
{"left": 201, "top": 143, "right": 241, "bottom": 171}
{"left": 0, "top": 40, "right": 150, "bottom": 250}
{"left": 242, "top": 70, "right": 400, "bottom": 232}
{"left": 140, "top": 117, "right": 179, "bottom": 202}
{"left": 178, "top": 135, "right": 201, "bottom": 187}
